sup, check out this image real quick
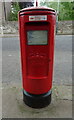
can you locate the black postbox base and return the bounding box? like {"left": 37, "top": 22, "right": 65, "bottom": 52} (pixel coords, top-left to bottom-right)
{"left": 23, "top": 90, "right": 52, "bottom": 108}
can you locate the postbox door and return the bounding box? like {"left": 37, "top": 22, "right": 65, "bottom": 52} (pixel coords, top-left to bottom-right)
{"left": 26, "top": 24, "right": 49, "bottom": 79}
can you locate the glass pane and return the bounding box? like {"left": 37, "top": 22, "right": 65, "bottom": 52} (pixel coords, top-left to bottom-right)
{"left": 27, "top": 30, "right": 48, "bottom": 45}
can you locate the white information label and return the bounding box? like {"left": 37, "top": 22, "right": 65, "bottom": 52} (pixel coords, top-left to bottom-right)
{"left": 29, "top": 15, "right": 47, "bottom": 21}
{"left": 27, "top": 30, "right": 48, "bottom": 45}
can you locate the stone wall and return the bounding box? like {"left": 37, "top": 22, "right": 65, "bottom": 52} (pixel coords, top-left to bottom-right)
{"left": 0, "top": 21, "right": 73, "bottom": 35}
{"left": 57, "top": 21, "right": 73, "bottom": 35}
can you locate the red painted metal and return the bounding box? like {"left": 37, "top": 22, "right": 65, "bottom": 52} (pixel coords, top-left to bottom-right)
{"left": 18, "top": 7, "right": 56, "bottom": 94}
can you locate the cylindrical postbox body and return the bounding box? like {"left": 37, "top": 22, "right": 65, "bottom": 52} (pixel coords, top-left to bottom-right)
{"left": 18, "top": 7, "right": 56, "bottom": 108}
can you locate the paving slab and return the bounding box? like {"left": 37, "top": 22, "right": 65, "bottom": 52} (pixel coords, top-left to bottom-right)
{"left": 2, "top": 83, "right": 72, "bottom": 118}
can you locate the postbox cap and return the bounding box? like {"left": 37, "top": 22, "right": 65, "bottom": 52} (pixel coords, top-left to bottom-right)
{"left": 19, "top": 6, "right": 56, "bottom": 13}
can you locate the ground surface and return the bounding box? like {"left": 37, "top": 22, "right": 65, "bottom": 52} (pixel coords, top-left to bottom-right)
{"left": 0, "top": 35, "right": 72, "bottom": 118}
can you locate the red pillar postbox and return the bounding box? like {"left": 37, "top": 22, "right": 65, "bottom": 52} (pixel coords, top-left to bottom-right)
{"left": 18, "top": 6, "right": 56, "bottom": 108}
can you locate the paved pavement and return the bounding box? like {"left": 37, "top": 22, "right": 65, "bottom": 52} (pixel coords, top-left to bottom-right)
{"left": 0, "top": 35, "right": 72, "bottom": 118}
{"left": 2, "top": 84, "right": 72, "bottom": 118}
